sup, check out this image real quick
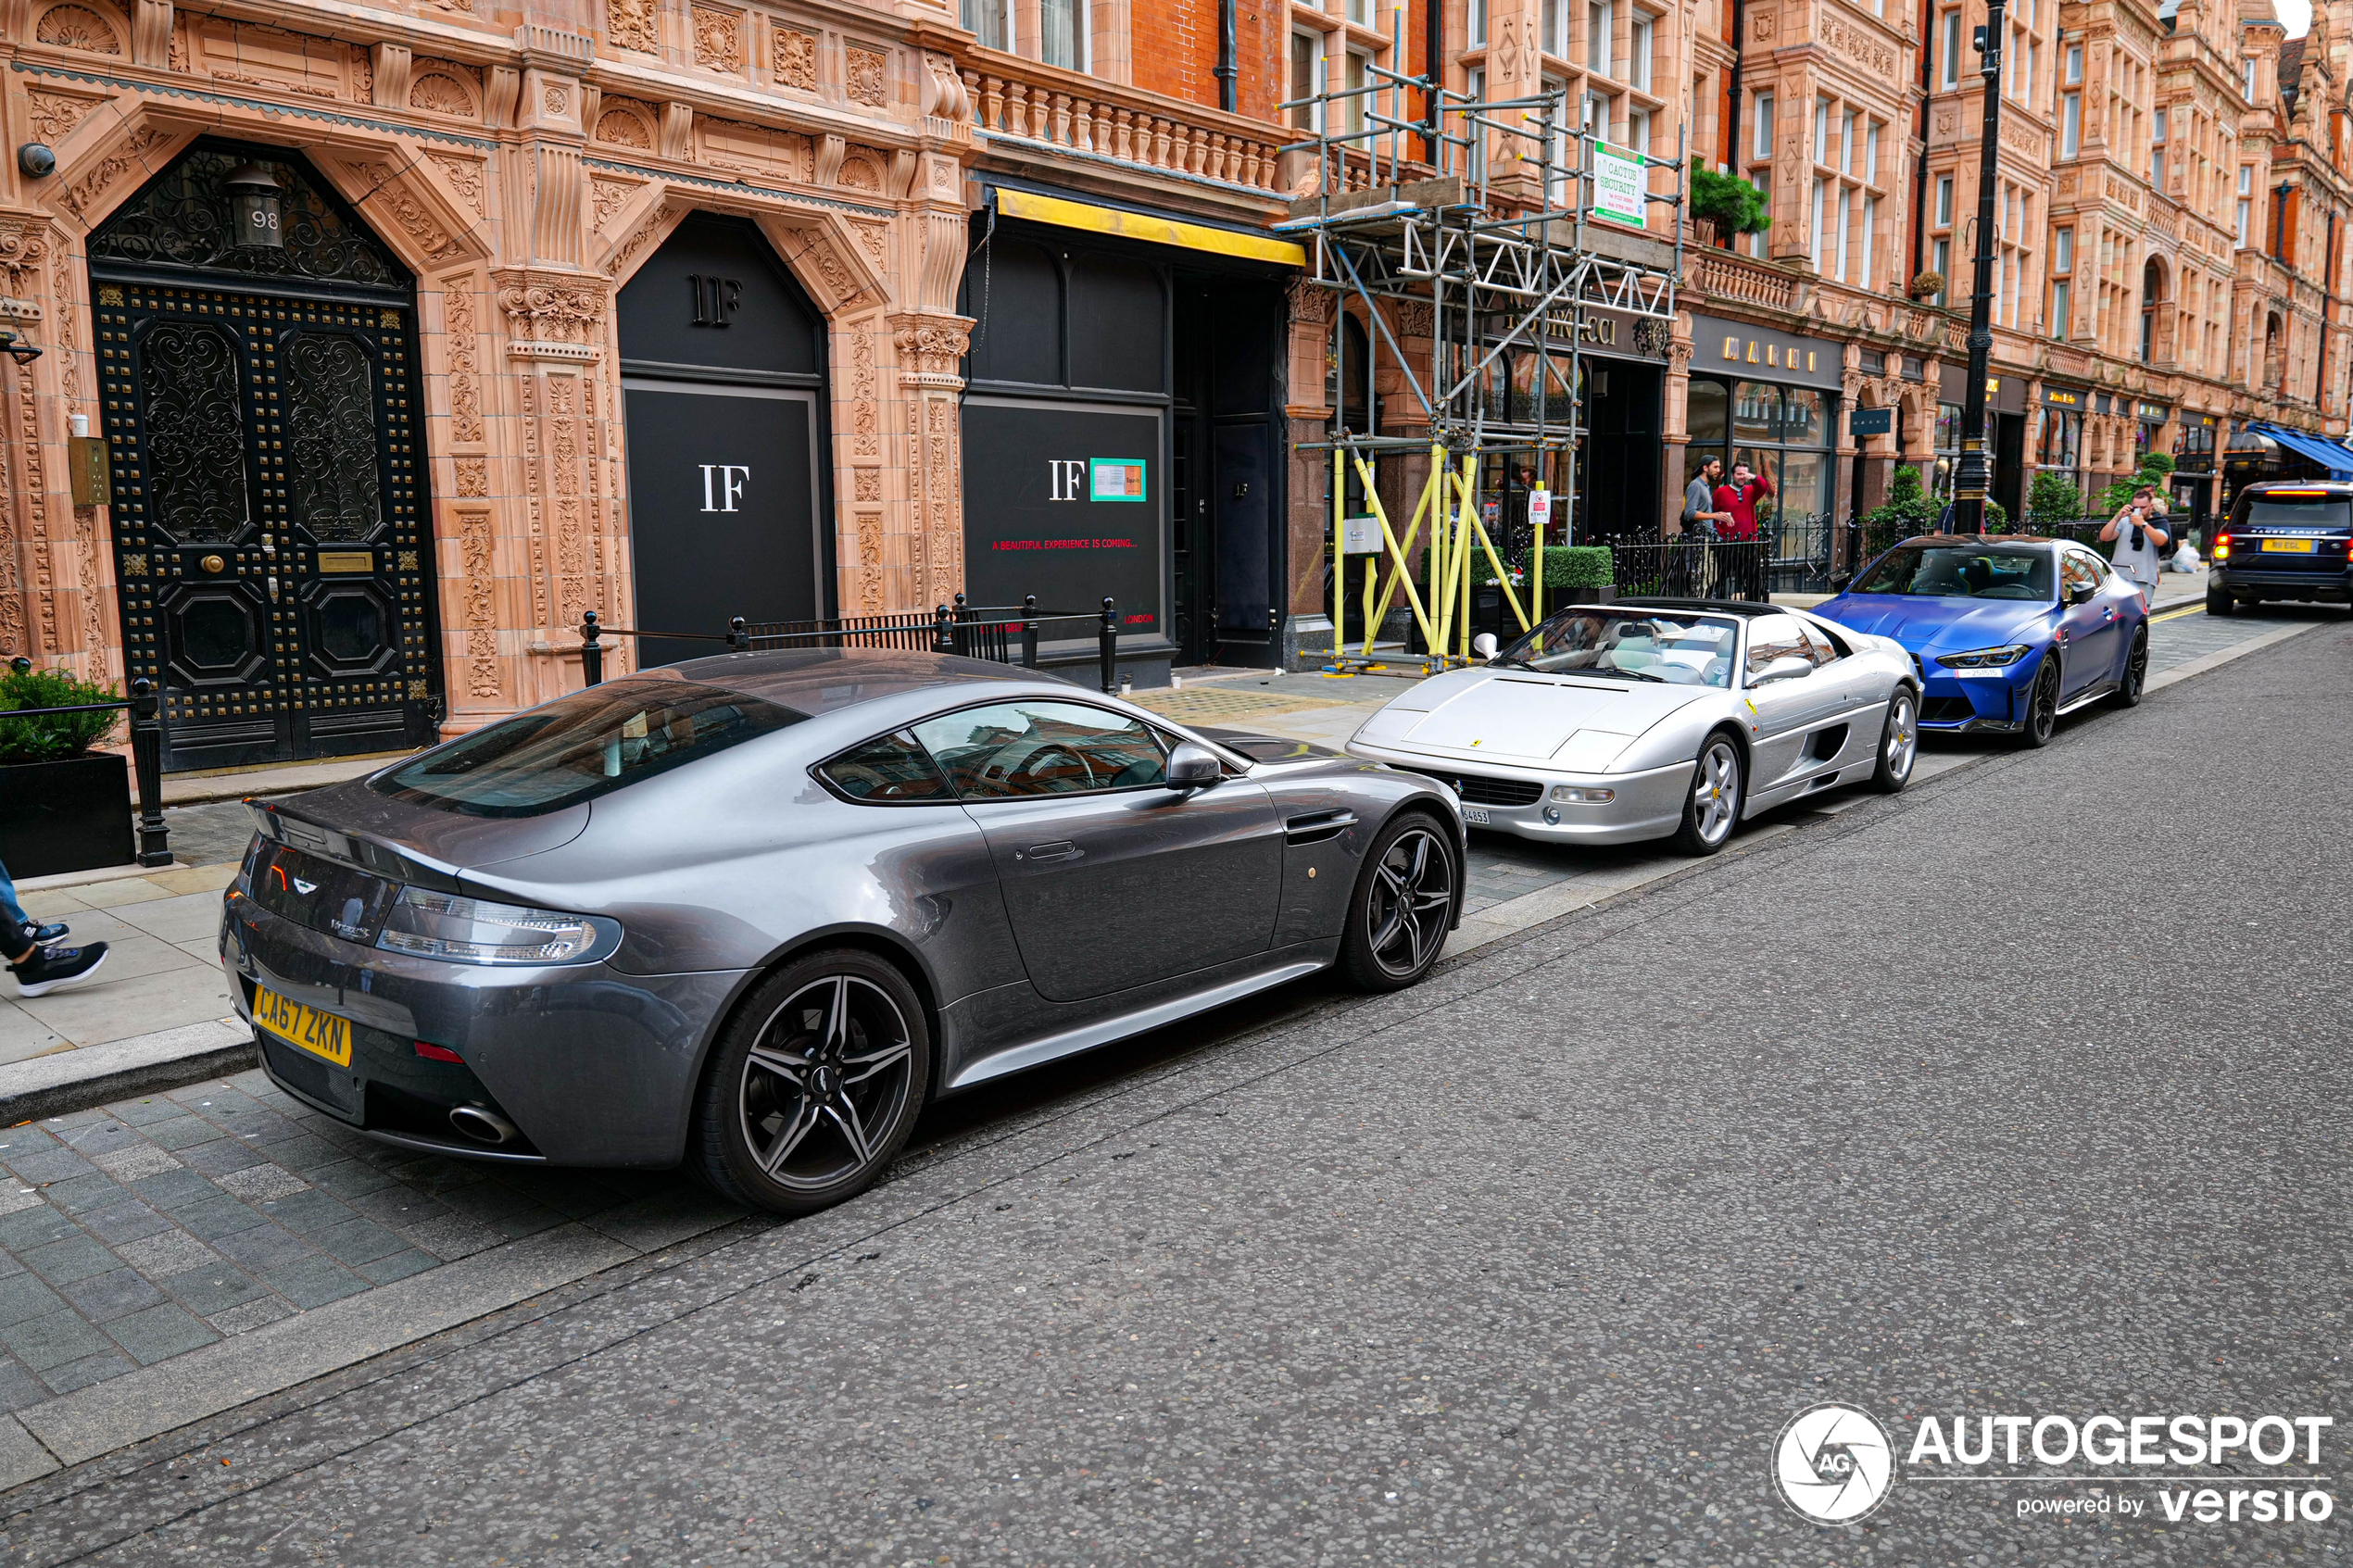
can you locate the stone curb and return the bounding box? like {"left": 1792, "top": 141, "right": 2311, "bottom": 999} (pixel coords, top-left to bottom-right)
{"left": 0, "top": 1022, "right": 257, "bottom": 1127}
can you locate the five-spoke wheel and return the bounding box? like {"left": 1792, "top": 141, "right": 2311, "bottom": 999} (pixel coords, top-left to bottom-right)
{"left": 1340, "top": 812, "right": 1458, "bottom": 991}
{"left": 1672, "top": 734, "right": 1744, "bottom": 855}
{"left": 693, "top": 950, "right": 930, "bottom": 1216}
{"left": 1871, "top": 687, "right": 1919, "bottom": 793}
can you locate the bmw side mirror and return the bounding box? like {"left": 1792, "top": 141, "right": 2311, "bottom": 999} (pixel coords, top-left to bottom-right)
{"left": 1471, "top": 633, "right": 1500, "bottom": 661}
{"left": 1164, "top": 742, "right": 1222, "bottom": 789}
{"left": 2067, "top": 582, "right": 2096, "bottom": 606}
{"left": 1751, "top": 656, "right": 1814, "bottom": 685}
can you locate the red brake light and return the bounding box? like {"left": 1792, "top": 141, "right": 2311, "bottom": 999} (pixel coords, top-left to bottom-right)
{"left": 413, "top": 1041, "right": 464, "bottom": 1063}
{"left": 2212, "top": 533, "right": 2231, "bottom": 559}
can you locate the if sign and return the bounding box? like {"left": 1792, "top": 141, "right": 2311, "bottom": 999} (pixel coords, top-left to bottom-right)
{"left": 699, "top": 465, "right": 749, "bottom": 513}
{"left": 1048, "top": 459, "right": 1088, "bottom": 501}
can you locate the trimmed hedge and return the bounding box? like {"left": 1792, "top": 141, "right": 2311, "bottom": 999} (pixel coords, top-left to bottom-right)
{"left": 0, "top": 666, "right": 121, "bottom": 766}
{"left": 1541, "top": 546, "right": 1613, "bottom": 589}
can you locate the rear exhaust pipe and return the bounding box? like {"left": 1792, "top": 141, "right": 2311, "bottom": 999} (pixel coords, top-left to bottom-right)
{"left": 447, "top": 1105, "right": 519, "bottom": 1147}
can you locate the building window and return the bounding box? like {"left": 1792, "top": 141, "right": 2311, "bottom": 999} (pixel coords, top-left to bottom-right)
{"left": 1814, "top": 98, "right": 1830, "bottom": 163}
{"left": 2052, "top": 279, "right": 2070, "bottom": 336}
{"left": 1348, "top": 0, "right": 1370, "bottom": 24}
{"left": 1753, "top": 94, "right": 1774, "bottom": 161}
{"left": 2061, "top": 93, "right": 2081, "bottom": 157}
{"left": 1941, "top": 11, "right": 1960, "bottom": 90}
{"left": 1811, "top": 179, "right": 1826, "bottom": 270}
{"left": 1041, "top": 0, "right": 1085, "bottom": 69}
{"left": 1543, "top": 0, "right": 1567, "bottom": 57}
{"left": 1839, "top": 110, "right": 1856, "bottom": 176}
{"left": 1469, "top": 0, "right": 1486, "bottom": 46}
{"left": 1588, "top": 0, "right": 1614, "bottom": 78}
{"left": 1629, "top": 107, "right": 1651, "bottom": 157}
{"left": 2066, "top": 43, "right": 2082, "bottom": 83}
{"left": 2053, "top": 226, "right": 2072, "bottom": 273}
{"left": 1631, "top": 15, "right": 1653, "bottom": 91}
{"left": 963, "top": 0, "right": 1010, "bottom": 51}
{"left": 1935, "top": 175, "right": 1954, "bottom": 227}
{"left": 1290, "top": 31, "right": 1325, "bottom": 131}
{"left": 1345, "top": 49, "right": 1370, "bottom": 134}
{"left": 1861, "top": 195, "right": 1878, "bottom": 289}
{"left": 1932, "top": 236, "right": 1951, "bottom": 305}
{"left": 2151, "top": 107, "right": 2166, "bottom": 187}
{"left": 2244, "top": 58, "right": 2258, "bottom": 100}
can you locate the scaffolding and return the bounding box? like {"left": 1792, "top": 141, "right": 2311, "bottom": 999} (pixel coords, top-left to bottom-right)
{"left": 1277, "top": 24, "right": 1687, "bottom": 670}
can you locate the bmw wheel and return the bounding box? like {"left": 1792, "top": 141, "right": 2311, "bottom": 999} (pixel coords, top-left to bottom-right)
{"left": 1338, "top": 811, "right": 1458, "bottom": 993}
{"left": 2020, "top": 657, "right": 2060, "bottom": 748}
{"left": 1671, "top": 734, "right": 1744, "bottom": 856}
{"left": 1870, "top": 687, "right": 1919, "bottom": 793}
{"left": 2112, "top": 624, "right": 2149, "bottom": 709}
{"left": 691, "top": 949, "right": 930, "bottom": 1217}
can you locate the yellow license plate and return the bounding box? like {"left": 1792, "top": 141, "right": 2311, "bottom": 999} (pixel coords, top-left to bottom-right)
{"left": 253, "top": 985, "right": 351, "bottom": 1067}
{"left": 2260, "top": 537, "right": 2319, "bottom": 553}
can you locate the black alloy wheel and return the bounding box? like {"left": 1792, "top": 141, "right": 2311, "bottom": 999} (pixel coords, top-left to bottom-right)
{"left": 2020, "top": 658, "right": 2060, "bottom": 748}
{"left": 2205, "top": 584, "right": 2234, "bottom": 617}
{"left": 1339, "top": 812, "right": 1457, "bottom": 992}
{"left": 2112, "top": 624, "right": 2149, "bottom": 708}
{"left": 692, "top": 948, "right": 930, "bottom": 1216}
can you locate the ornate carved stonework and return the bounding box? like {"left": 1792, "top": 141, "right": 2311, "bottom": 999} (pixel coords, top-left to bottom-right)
{"left": 591, "top": 177, "right": 637, "bottom": 232}
{"left": 409, "top": 69, "right": 476, "bottom": 117}
{"left": 497, "top": 273, "right": 607, "bottom": 360}
{"left": 851, "top": 221, "right": 888, "bottom": 267}
{"left": 454, "top": 456, "right": 487, "bottom": 495}
{"left": 595, "top": 103, "right": 654, "bottom": 147}
{"left": 0, "top": 221, "right": 52, "bottom": 295}
{"left": 1820, "top": 17, "right": 1896, "bottom": 76}
{"left": 609, "top": 0, "right": 655, "bottom": 54}
{"left": 846, "top": 45, "right": 887, "bottom": 107}
{"left": 838, "top": 153, "right": 883, "bottom": 194}
{"left": 460, "top": 509, "right": 499, "bottom": 697}
{"left": 849, "top": 323, "right": 879, "bottom": 458}
{"left": 443, "top": 275, "right": 484, "bottom": 444}
{"left": 27, "top": 90, "right": 108, "bottom": 145}
{"left": 891, "top": 314, "right": 971, "bottom": 385}
{"left": 543, "top": 85, "right": 568, "bottom": 116}
{"left": 774, "top": 26, "right": 817, "bottom": 89}
{"left": 346, "top": 161, "right": 460, "bottom": 263}
{"left": 427, "top": 152, "right": 485, "bottom": 219}
{"left": 62, "top": 125, "right": 170, "bottom": 221}
{"left": 692, "top": 6, "right": 741, "bottom": 70}
{"left": 36, "top": 5, "right": 121, "bottom": 53}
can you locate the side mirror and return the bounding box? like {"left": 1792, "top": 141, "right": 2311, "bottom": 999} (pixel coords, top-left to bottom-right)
{"left": 2067, "top": 582, "right": 2096, "bottom": 606}
{"left": 1164, "top": 741, "right": 1222, "bottom": 789}
{"left": 1471, "top": 632, "right": 1500, "bottom": 661}
{"left": 1751, "top": 655, "right": 1814, "bottom": 685}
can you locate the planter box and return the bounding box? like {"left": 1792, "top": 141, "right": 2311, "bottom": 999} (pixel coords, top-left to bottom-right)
{"left": 0, "top": 753, "right": 134, "bottom": 878}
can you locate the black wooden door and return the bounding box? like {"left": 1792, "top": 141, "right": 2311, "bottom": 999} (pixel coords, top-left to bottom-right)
{"left": 95, "top": 279, "right": 438, "bottom": 771}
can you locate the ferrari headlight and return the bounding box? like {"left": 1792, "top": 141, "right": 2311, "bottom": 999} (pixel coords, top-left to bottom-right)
{"left": 376, "top": 888, "right": 619, "bottom": 965}
{"left": 1935, "top": 644, "right": 2032, "bottom": 670}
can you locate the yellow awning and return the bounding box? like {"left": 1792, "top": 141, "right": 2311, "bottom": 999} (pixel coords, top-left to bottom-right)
{"left": 992, "top": 188, "right": 1305, "bottom": 268}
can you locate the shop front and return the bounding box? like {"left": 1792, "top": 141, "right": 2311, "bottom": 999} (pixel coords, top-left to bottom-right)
{"left": 1934, "top": 365, "right": 2028, "bottom": 521}
{"left": 1683, "top": 314, "right": 1843, "bottom": 549}
{"left": 957, "top": 184, "right": 1296, "bottom": 678}
{"left": 2171, "top": 411, "right": 2221, "bottom": 536}
{"left": 1463, "top": 308, "right": 1667, "bottom": 548}
{"left": 2035, "top": 384, "right": 2089, "bottom": 508}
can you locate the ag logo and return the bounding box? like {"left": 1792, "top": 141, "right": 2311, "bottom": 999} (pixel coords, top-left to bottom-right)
{"left": 1773, "top": 1403, "right": 1896, "bottom": 1524}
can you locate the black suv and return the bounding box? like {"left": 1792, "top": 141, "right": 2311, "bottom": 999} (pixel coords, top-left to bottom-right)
{"left": 2210, "top": 481, "right": 2353, "bottom": 615}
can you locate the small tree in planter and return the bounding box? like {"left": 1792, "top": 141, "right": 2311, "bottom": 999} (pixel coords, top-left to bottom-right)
{"left": 0, "top": 666, "right": 133, "bottom": 878}
{"left": 2027, "top": 470, "right": 2086, "bottom": 530}
{"left": 1691, "top": 168, "right": 1771, "bottom": 241}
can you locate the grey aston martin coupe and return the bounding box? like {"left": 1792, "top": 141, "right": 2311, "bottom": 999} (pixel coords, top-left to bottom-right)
{"left": 220, "top": 649, "right": 1463, "bottom": 1215}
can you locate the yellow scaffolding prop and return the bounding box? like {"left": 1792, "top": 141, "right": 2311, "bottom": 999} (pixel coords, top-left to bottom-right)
{"left": 1327, "top": 444, "right": 1547, "bottom": 671}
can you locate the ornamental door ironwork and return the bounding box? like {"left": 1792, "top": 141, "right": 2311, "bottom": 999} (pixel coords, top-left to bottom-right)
{"left": 89, "top": 142, "right": 440, "bottom": 772}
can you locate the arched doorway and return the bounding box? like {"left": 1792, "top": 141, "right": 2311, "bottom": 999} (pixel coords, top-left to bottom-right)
{"left": 616, "top": 214, "right": 828, "bottom": 667}
{"left": 89, "top": 139, "right": 441, "bottom": 771}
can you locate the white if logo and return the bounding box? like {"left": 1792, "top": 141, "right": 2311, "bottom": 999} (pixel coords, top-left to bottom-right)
{"left": 1774, "top": 1404, "right": 1897, "bottom": 1524}
{"left": 1048, "top": 458, "right": 1088, "bottom": 501}
{"left": 699, "top": 465, "right": 750, "bottom": 513}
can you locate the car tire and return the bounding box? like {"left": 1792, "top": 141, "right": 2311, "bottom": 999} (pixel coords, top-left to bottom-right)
{"left": 1870, "top": 686, "right": 1919, "bottom": 793}
{"left": 688, "top": 948, "right": 931, "bottom": 1218}
{"left": 2205, "top": 585, "right": 2233, "bottom": 617}
{"left": 2020, "top": 657, "right": 2060, "bottom": 748}
{"left": 2112, "top": 623, "right": 2149, "bottom": 708}
{"left": 1670, "top": 733, "right": 1745, "bottom": 856}
{"left": 1338, "top": 810, "right": 1458, "bottom": 993}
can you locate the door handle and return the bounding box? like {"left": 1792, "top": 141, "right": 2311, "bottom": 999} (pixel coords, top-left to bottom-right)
{"left": 1018, "top": 841, "right": 1081, "bottom": 862}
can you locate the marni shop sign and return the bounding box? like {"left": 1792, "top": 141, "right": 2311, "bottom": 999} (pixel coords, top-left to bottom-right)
{"left": 1692, "top": 314, "right": 1843, "bottom": 389}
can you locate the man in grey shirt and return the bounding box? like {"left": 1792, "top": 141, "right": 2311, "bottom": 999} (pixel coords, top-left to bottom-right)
{"left": 2101, "top": 486, "right": 2170, "bottom": 605}
{"left": 1682, "top": 457, "right": 1731, "bottom": 537}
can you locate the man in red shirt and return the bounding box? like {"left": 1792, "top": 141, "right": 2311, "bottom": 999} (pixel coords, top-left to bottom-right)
{"left": 1712, "top": 461, "right": 1775, "bottom": 541}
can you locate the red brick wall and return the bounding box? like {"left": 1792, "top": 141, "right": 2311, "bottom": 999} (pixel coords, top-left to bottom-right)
{"left": 1130, "top": 1, "right": 1429, "bottom": 129}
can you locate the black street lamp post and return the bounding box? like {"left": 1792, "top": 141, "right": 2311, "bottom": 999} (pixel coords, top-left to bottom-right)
{"left": 1952, "top": 0, "right": 2007, "bottom": 535}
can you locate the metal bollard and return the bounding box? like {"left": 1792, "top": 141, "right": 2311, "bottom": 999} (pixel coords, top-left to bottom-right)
{"left": 729, "top": 616, "right": 750, "bottom": 652}
{"left": 1022, "top": 594, "right": 1039, "bottom": 669}
{"left": 933, "top": 604, "right": 954, "bottom": 655}
{"left": 129, "top": 678, "right": 170, "bottom": 868}
{"left": 580, "top": 609, "right": 604, "bottom": 687}
{"left": 1098, "top": 596, "right": 1116, "bottom": 694}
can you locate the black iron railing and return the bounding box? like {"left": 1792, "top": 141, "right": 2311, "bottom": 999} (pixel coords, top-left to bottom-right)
{"left": 1606, "top": 537, "right": 1772, "bottom": 603}
{"left": 577, "top": 595, "right": 1125, "bottom": 694}
{"left": 0, "top": 663, "right": 170, "bottom": 868}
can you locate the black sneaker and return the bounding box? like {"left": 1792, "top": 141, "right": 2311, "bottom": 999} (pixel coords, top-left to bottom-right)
{"left": 10, "top": 943, "right": 107, "bottom": 997}
{"left": 18, "top": 921, "right": 66, "bottom": 947}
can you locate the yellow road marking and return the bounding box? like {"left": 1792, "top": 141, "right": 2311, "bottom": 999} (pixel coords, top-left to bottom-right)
{"left": 2151, "top": 605, "right": 2205, "bottom": 623}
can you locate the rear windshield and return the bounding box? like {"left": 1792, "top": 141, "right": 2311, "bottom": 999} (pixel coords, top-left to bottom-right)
{"left": 1853, "top": 546, "right": 2054, "bottom": 600}
{"left": 2239, "top": 497, "right": 2353, "bottom": 529}
{"left": 372, "top": 679, "right": 805, "bottom": 817}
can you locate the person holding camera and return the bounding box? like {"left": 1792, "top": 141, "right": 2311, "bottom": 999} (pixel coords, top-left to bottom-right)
{"left": 2101, "top": 485, "right": 2171, "bottom": 608}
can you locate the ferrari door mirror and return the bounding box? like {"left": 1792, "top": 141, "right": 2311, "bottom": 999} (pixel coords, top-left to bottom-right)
{"left": 1471, "top": 633, "right": 1500, "bottom": 661}
{"left": 1165, "top": 741, "right": 1222, "bottom": 789}
{"left": 1751, "top": 656, "right": 1814, "bottom": 685}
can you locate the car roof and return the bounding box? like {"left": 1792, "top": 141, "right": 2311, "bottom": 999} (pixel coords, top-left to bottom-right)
{"left": 1896, "top": 533, "right": 2068, "bottom": 548}
{"left": 637, "top": 646, "right": 1079, "bottom": 715}
{"left": 2239, "top": 481, "right": 2353, "bottom": 494}
{"left": 1606, "top": 597, "right": 1784, "bottom": 617}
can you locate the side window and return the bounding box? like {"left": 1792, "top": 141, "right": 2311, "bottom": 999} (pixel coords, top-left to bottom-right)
{"left": 816, "top": 730, "right": 954, "bottom": 803}
{"left": 1795, "top": 621, "right": 1843, "bottom": 665}
{"left": 2059, "top": 552, "right": 2095, "bottom": 596}
{"left": 911, "top": 701, "right": 1168, "bottom": 798}
{"left": 1744, "top": 614, "right": 1810, "bottom": 677}
{"left": 2074, "top": 548, "right": 2112, "bottom": 582}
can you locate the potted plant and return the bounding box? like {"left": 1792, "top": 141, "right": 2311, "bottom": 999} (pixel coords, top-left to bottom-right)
{"left": 0, "top": 665, "right": 133, "bottom": 877}
{"left": 1691, "top": 168, "right": 1771, "bottom": 245}
{"left": 1907, "top": 270, "right": 1946, "bottom": 301}
{"left": 1543, "top": 545, "right": 1616, "bottom": 603}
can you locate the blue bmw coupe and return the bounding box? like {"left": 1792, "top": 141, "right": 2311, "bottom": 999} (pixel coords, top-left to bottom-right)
{"left": 1811, "top": 534, "right": 2150, "bottom": 747}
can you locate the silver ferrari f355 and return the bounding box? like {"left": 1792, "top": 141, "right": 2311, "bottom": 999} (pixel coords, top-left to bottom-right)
{"left": 1343, "top": 598, "right": 1921, "bottom": 854}
{"left": 220, "top": 649, "right": 1464, "bottom": 1217}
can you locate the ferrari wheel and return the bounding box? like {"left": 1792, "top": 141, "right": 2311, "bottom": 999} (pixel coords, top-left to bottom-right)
{"left": 1338, "top": 811, "right": 1457, "bottom": 993}
{"left": 2112, "top": 624, "right": 2149, "bottom": 709}
{"left": 2020, "top": 658, "right": 2060, "bottom": 748}
{"left": 1671, "top": 734, "right": 1744, "bottom": 856}
{"left": 690, "top": 949, "right": 930, "bottom": 1217}
{"left": 1870, "top": 687, "right": 1918, "bottom": 793}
